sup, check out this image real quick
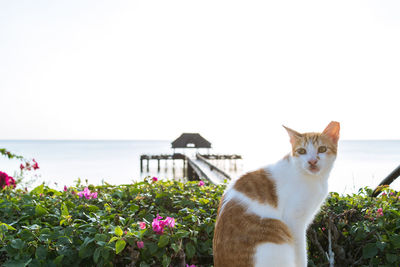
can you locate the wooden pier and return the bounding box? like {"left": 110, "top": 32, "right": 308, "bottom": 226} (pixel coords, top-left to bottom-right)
{"left": 140, "top": 133, "right": 242, "bottom": 184}
{"left": 139, "top": 153, "right": 241, "bottom": 184}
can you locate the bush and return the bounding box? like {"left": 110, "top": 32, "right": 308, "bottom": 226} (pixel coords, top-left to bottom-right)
{"left": 1, "top": 178, "right": 399, "bottom": 267}
{"left": 0, "top": 178, "right": 224, "bottom": 267}
{"left": 308, "top": 187, "right": 400, "bottom": 266}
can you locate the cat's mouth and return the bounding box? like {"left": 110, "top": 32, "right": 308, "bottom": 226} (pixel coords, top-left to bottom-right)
{"left": 308, "top": 165, "right": 320, "bottom": 173}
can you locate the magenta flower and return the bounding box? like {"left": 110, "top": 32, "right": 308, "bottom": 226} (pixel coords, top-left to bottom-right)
{"left": 198, "top": 181, "right": 205, "bottom": 187}
{"left": 78, "top": 187, "right": 98, "bottom": 199}
{"left": 20, "top": 164, "right": 25, "bottom": 170}
{"left": 152, "top": 214, "right": 175, "bottom": 234}
{"left": 32, "top": 159, "right": 39, "bottom": 170}
{"left": 152, "top": 216, "right": 164, "bottom": 235}
{"left": 186, "top": 265, "right": 196, "bottom": 267}
{"left": 377, "top": 208, "right": 383, "bottom": 217}
{"left": 0, "top": 171, "right": 16, "bottom": 189}
{"left": 139, "top": 222, "right": 146, "bottom": 230}
{"left": 64, "top": 185, "right": 68, "bottom": 192}
{"left": 137, "top": 241, "right": 144, "bottom": 249}
{"left": 152, "top": 177, "right": 158, "bottom": 182}
{"left": 164, "top": 217, "right": 175, "bottom": 228}
{"left": 382, "top": 192, "right": 387, "bottom": 196}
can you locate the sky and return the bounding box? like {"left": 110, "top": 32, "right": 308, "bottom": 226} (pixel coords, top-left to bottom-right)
{"left": 1, "top": 0, "right": 400, "bottom": 149}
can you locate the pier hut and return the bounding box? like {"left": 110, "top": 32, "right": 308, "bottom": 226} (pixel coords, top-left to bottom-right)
{"left": 171, "top": 133, "right": 211, "bottom": 154}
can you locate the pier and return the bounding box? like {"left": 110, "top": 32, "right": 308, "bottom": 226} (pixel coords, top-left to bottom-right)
{"left": 140, "top": 133, "right": 242, "bottom": 184}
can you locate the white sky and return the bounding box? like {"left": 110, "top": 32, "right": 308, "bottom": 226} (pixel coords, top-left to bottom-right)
{"left": 1, "top": 1, "right": 400, "bottom": 148}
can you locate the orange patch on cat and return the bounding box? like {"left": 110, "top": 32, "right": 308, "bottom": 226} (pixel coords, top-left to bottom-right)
{"left": 234, "top": 169, "right": 278, "bottom": 207}
{"left": 213, "top": 200, "right": 293, "bottom": 267}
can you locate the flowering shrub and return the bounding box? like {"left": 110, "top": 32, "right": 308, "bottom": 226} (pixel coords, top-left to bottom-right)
{"left": 308, "top": 187, "right": 400, "bottom": 266}
{"left": 1, "top": 177, "right": 399, "bottom": 267}
{"left": 0, "top": 178, "right": 224, "bottom": 266}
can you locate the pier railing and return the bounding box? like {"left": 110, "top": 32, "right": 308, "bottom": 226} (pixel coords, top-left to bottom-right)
{"left": 196, "top": 153, "right": 231, "bottom": 181}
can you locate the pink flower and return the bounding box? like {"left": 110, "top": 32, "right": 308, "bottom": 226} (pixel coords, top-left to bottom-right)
{"left": 198, "top": 181, "right": 205, "bottom": 187}
{"left": 32, "top": 159, "right": 39, "bottom": 170}
{"left": 77, "top": 187, "right": 97, "bottom": 199}
{"left": 186, "top": 265, "right": 196, "bottom": 267}
{"left": 321, "top": 227, "right": 326, "bottom": 231}
{"left": 390, "top": 192, "right": 394, "bottom": 196}
{"left": 382, "top": 192, "right": 387, "bottom": 196}
{"left": 152, "top": 219, "right": 164, "bottom": 235}
{"left": 63, "top": 185, "right": 68, "bottom": 192}
{"left": 152, "top": 215, "right": 175, "bottom": 234}
{"left": 139, "top": 222, "right": 146, "bottom": 230}
{"left": 377, "top": 208, "right": 383, "bottom": 217}
{"left": 137, "top": 241, "right": 144, "bottom": 249}
{"left": 0, "top": 171, "right": 16, "bottom": 189}
{"left": 152, "top": 177, "right": 158, "bottom": 182}
{"left": 20, "top": 164, "right": 25, "bottom": 170}
{"left": 164, "top": 217, "right": 175, "bottom": 228}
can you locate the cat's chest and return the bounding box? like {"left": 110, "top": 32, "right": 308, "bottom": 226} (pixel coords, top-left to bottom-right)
{"left": 279, "top": 180, "right": 327, "bottom": 221}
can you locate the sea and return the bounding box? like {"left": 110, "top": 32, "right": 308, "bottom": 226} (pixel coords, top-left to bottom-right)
{"left": 0, "top": 140, "right": 399, "bottom": 195}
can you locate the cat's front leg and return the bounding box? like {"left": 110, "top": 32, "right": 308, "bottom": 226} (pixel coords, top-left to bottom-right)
{"left": 293, "top": 230, "right": 308, "bottom": 267}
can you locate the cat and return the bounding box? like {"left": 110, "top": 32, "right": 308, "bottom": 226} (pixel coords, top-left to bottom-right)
{"left": 213, "top": 121, "right": 340, "bottom": 267}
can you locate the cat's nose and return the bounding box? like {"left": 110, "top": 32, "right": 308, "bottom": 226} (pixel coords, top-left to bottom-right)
{"left": 308, "top": 159, "right": 318, "bottom": 166}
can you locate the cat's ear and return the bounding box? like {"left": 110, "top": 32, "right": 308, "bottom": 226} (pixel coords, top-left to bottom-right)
{"left": 322, "top": 121, "right": 340, "bottom": 144}
{"left": 283, "top": 125, "right": 302, "bottom": 146}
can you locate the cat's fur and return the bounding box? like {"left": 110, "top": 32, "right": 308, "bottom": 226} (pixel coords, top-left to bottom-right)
{"left": 213, "top": 121, "right": 340, "bottom": 267}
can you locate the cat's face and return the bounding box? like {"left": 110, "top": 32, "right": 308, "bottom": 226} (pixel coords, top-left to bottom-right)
{"left": 284, "top": 121, "right": 340, "bottom": 176}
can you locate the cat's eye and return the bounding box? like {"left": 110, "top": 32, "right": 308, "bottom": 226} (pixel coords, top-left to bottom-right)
{"left": 297, "top": 148, "right": 307, "bottom": 155}
{"left": 318, "top": 146, "right": 327, "bottom": 153}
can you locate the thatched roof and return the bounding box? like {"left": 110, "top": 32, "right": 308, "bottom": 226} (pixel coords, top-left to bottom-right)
{"left": 171, "top": 133, "right": 211, "bottom": 149}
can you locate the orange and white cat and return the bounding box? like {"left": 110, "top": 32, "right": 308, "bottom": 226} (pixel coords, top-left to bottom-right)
{"left": 213, "top": 121, "right": 340, "bottom": 267}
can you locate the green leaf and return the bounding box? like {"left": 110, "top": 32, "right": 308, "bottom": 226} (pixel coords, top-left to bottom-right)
{"left": 87, "top": 205, "right": 99, "bottom": 212}
{"left": 386, "top": 253, "right": 397, "bottom": 263}
{"left": 79, "top": 243, "right": 94, "bottom": 259}
{"left": 129, "top": 204, "right": 139, "bottom": 213}
{"left": 115, "top": 226, "right": 123, "bottom": 237}
{"left": 390, "top": 234, "right": 400, "bottom": 249}
{"left": 0, "top": 222, "right": 16, "bottom": 231}
{"left": 3, "top": 259, "right": 32, "bottom": 267}
{"left": 139, "top": 262, "right": 150, "bottom": 267}
{"left": 30, "top": 184, "right": 44, "bottom": 195}
{"left": 115, "top": 239, "right": 126, "bottom": 254}
{"left": 35, "top": 246, "right": 47, "bottom": 260}
{"left": 93, "top": 247, "right": 102, "bottom": 263}
{"left": 61, "top": 204, "right": 69, "bottom": 216}
{"left": 95, "top": 233, "right": 108, "bottom": 242}
{"left": 54, "top": 255, "right": 64, "bottom": 265}
{"left": 362, "top": 243, "right": 378, "bottom": 259}
{"left": 35, "top": 205, "right": 48, "bottom": 216}
{"left": 158, "top": 235, "right": 170, "bottom": 248}
{"left": 10, "top": 239, "right": 24, "bottom": 249}
{"left": 171, "top": 243, "right": 180, "bottom": 253}
{"left": 162, "top": 254, "right": 171, "bottom": 267}
{"left": 108, "top": 236, "right": 119, "bottom": 243}
{"left": 185, "top": 242, "right": 196, "bottom": 259}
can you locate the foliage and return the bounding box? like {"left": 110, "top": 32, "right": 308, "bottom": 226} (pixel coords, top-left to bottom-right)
{"left": 0, "top": 178, "right": 224, "bottom": 267}
{"left": 308, "top": 187, "right": 400, "bottom": 267}
{"left": 1, "top": 176, "right": 399, "bottom": 267}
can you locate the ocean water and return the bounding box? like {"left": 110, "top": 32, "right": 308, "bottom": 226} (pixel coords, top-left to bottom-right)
{"left": 0, "top": 140, "right": 399, "bottom": 194}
